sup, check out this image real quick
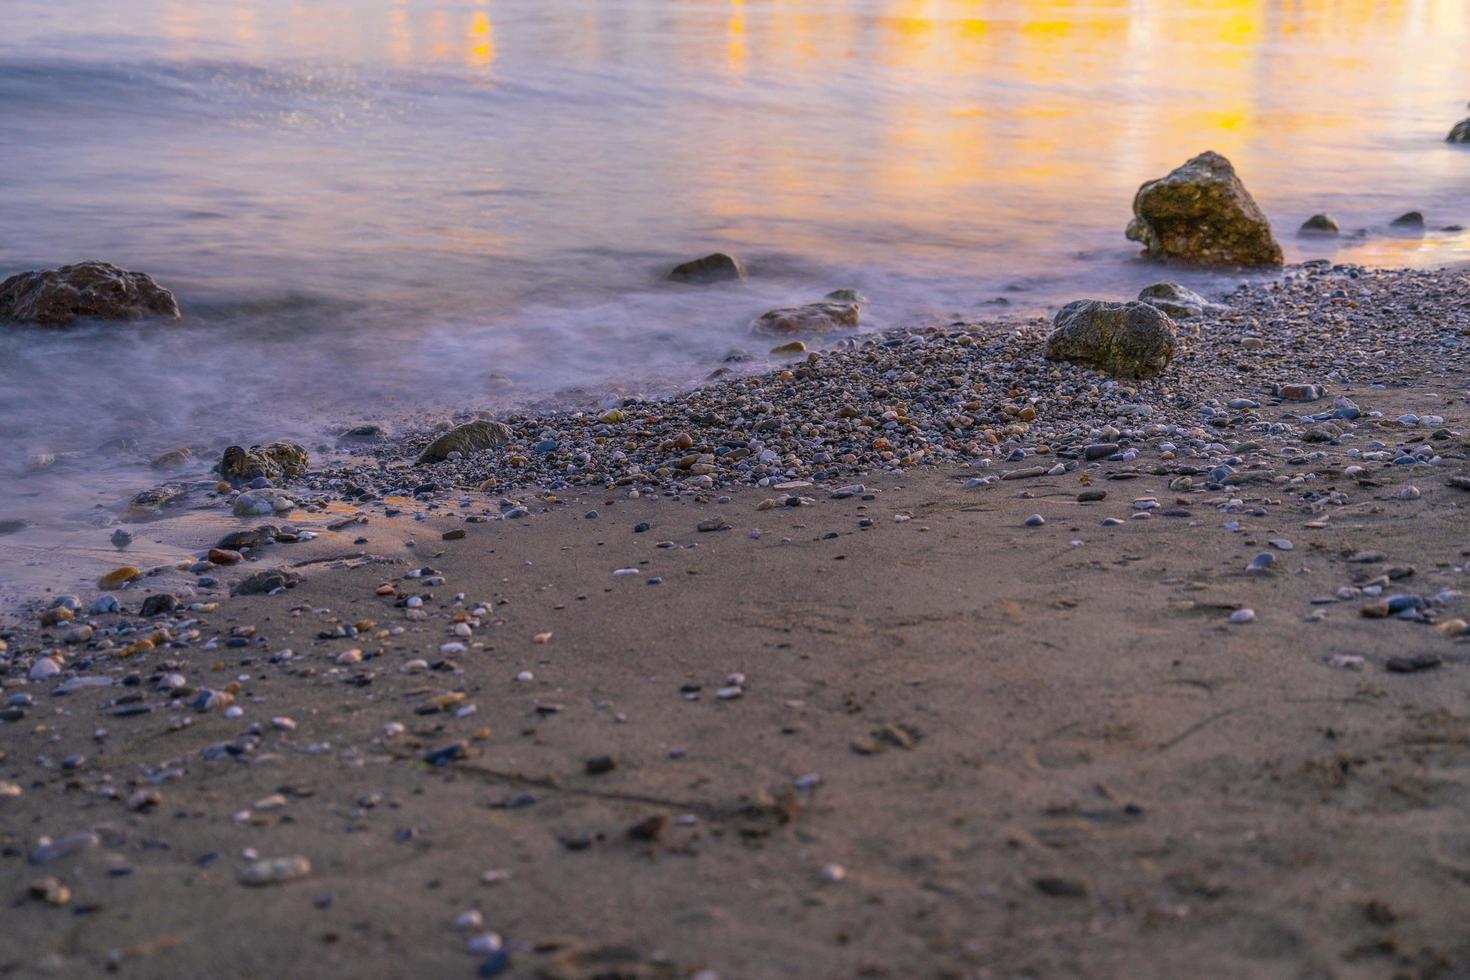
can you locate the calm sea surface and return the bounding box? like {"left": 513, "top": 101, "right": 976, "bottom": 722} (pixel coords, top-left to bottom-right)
{"left": 1, "top": 0, "right": 1468, "bottom": 584}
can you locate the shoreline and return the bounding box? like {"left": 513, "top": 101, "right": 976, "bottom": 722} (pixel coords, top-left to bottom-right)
{"left": 3, "top": 260, "right": 1470, "bottom": 975}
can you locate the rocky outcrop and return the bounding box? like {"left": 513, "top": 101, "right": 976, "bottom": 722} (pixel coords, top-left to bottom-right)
{"left": 0, "top": 262, "right": 180, "bottom": 325}
{"left": 1136, "top": 282, "right": 1224, "bottom": 319}
{"left": 1299, "top": 214, "right": 1340, "bottom": 237}
{"left": 219, "top": 443, "right": 309, "bottom": 483}
{"left": 670, "top": 253, "right": 746, "bottom": 284}
{"left": 415, "top": 419, "right": 513, "bottom": 464}
{"left": 1448, "top": 119, "right": 1470, "bottom": 143}
{"left": 751, "top": 290, "right": 863, "bottom": 337}
{"left": 1125, "top": 152, "right": 1283, "bottom": 267}
{"left": 1046, "top": 300, "right": 1177, "bottom": 379}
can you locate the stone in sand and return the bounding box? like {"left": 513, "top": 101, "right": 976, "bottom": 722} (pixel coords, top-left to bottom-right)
{"left": 751, "top": 290, "right": 863, "bottom": 337}
{"left": 1299, "top": 214, "right": 1340, "bottom": 237}
{"left": 1136, "top": 282, "right": 1224, "bottom": 319}
{"left": 0, "top": 261, "right": 180, "bottom": 326}
{"left": 1448, "top": 119, "right": 1470, "bottom": 143}
{"left": 415, "top": 419, "right": 513, "bottom": 464}
{"left": 1125, "top": 152, "right": 1283, "bottom": 267}
{"left": 669, "top": 252, "right": 746, "bottom": 284}
{"left": 219, "top": 443, "right": 309, "bottom": 482}
{"left": 1046, "top": 300, "right": 1176, "bottom": 379}
{"left": 234, "top": 568, "right": 301, "bottom": 596}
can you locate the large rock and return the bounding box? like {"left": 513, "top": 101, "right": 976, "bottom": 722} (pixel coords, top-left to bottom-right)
{"left": 1136, "top": 282, "right": 1224, "bottom": 319}
{"left": 670, "top": 253, "right": 746, "bottom": 284}
{"left": 1125, "top": 152, "right": 1283, "bottom": 267}
{"left": 219, "top": 443, "right": 308, "bottom": 483}
{"left": 751, "top": 290, "right": 863, "bottom": 337}
{"left": 1448, "top": 119, "right": 1470, "bottom": 143}
{"left": 415, "top": 419, "right": 512, "bottom": 464}
{"left": 0, "top": 262, "right": 180, "bottom": 326}
{"left": 1046, "top": 300, "right": 1177, "bottom": 379}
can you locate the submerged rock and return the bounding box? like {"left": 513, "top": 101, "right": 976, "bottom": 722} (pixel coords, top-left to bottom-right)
{"left": 1390, "top": 211, "right": 1425, "bottom": 230}
{"left": 1299, "top": 213, "right": 1340, "bottom": 237}
{"left": 1125, "top": 152, "right": 1283, "bottom": 267}
{"left": 0, "top": 261, "right": 180, "bottom": 326}
{"left": 751, "top": 290, "right": 864, "bottom": 337}
{"left": 1448, "top": 119, "right": 1470, "bottom": 143}
{"left": 1136, "top": 282, "right": 1224, "bottom": 319}
{"left": 1046, "top": 300, "right": 1176, "bottom": 379}
{"left": 670, "top": 252, "right": 746, "bottom": 284}
{"left": 415, "top": 419, "right": 513, "bottom": 464}
{"left": 219, "top": 443, "right": 309, "bottom": 483}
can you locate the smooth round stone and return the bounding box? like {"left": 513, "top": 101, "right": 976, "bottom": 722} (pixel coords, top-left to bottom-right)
{"left": 1246, "top": 553, "right": 1275, "bottom": 573}
{"left": 1101, "top": 518, "right": 1125, "bottom": 526}
{"left": 29, "top": 658, "right": 61, "bottom": 680}
{"left": 1023, "top": 514, "right": 1045, "bottom": 527}
{"left": 1229, "top": 609, "right": 1256, "bottom": 624}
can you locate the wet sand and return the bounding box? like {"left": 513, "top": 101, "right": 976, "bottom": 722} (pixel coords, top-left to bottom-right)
{"left": 4, "top": 388, "right": 1470, "bottom": 977}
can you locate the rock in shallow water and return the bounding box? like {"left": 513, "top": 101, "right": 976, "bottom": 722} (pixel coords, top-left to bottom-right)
{"left": 1447, "top": 118, "right": 1470, "bottom": 144}
{"left": 669, "top": 252, "right": 746, "bottom": 283}
{"left": 1299, "top": 213, "right": 1340, "bottom": 237}
{"left": 751, "top": 290, "right": 863, "bottom": 337}
{"left": 1125, "top": 151, "right": 1283, "bottom": 267}
{"left": 1045, "top": 300, "right": 1176, "bottom": 379}
{"left": 0, "top": 261, "right": 180, "bottom": 325}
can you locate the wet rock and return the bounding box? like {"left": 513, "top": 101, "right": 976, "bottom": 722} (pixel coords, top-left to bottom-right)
{"left": 1390, "top": 211, "right": 1425, "bottom": 230}
{"left": 1125, "top": 151, "right": 1283, "bottom": 267}
{"left": 1045, "top": 300, "right": 1176, "bottom": 379}
{"left": 125, "top": 484, "right": 188, "bottom": 520}
{"left": 751, "top": 290, "right": 863, "bottom": 337}
{"left": 0, "top": 261, "right": 181, "bottom": 326}
{"left": 110, "top": 528, "right": 133, "bottom": 549}
{"left": 219, "top": 443, "right": 309, "bottom": 483}
{"left": 1136, "top": 281, "right": 1225, "bottom": 318}
{"left": 233, "top": 568, "right": 301, "bottom": 596}
{"left": 1299, "top": 213, "right": 1340, "bottom": 237}
{"left": 1449, "top": 119, "right": 1470, "bottom": 144}
{"left": 669, "top": 252, "right": 746, "bottom": 284}
{"left": 149, "top": 447, "right": 191, "bottom": 470}
{"left": 416, "top": 419, "right": 513, "bottom": 464}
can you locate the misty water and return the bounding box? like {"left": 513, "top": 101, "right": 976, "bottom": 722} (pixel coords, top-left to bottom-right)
{"left": 2, "top": 0, "right": 1469, "bottom": 591}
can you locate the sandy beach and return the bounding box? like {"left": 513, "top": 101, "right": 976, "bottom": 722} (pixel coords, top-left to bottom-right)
{"left": 3, "top": 262, "right": 1470, "bottom": 978}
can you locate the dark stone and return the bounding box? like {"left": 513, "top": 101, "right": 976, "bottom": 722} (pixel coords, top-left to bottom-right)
{"left": 1390, "top": 211, "right": 1425, "bottom": 230}
{"left": 1299, "top": 213, "right": 1340, "bottom": 237}
{"left": 139, "top": 594, "right": 179, "bottom": 617}
{"left": 669, "top": 252, "right": 747, "bottom": 284}
{"left": 0, "top": 262, "right": 180, "bottom": 326}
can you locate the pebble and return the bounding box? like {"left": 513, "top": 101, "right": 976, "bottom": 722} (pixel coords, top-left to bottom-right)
{"left": 238, "top": 856, "right": 312, "bottom": 886}
{"left": 1228, "top": 608, "right": 1256, "bottom": 624}
{"left": 1024, "top": 514, "right": 1045, "bottom": 527}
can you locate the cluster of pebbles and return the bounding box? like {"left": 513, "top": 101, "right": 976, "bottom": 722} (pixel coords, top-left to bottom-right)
{"left": 298, "top": 263, "right": 1470, "bottom": 505}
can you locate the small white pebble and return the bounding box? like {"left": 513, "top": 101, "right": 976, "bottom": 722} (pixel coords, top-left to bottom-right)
{"left": 1228, "top": 609, "right": 1256, "bottom": 624}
